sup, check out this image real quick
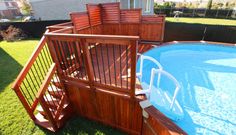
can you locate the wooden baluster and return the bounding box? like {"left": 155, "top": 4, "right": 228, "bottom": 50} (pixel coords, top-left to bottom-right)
{"left": 46, "top": 36, "right": 63, "bottom": 75}
{"left": 14, "top": 86, "right": 36, "bottom": 121}
{"left": 45, "top": 36, "right": 68, "bottom": 96}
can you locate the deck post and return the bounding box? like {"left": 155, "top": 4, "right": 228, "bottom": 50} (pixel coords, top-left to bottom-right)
{"left": 80, "top": 39, "right": 95, "bottom": 86}
{"left": 130, "top": 40, "right": 138, "bottom": 99}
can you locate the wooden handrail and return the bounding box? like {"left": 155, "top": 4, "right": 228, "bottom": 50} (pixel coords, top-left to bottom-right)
{"left": 30, "top": 63, "right": 56, "bottom": 111}
{"left": 48, "top": 21, "right": 72, "bottom": 27}
{"left": 12, "top": 30, "right": 49, "bottom": 90}
{"left": 45, "top": 33, "right": 139, "bottom": 40}
{"left": 51, "top": 27, "right": 74, "bottom": 34}
{"left": 36, "top": 63, "right": 56, "bottom": 100}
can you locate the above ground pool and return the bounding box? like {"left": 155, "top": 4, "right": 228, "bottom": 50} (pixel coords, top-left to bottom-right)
{"left": 137, "top": 42, "right": 236, "bottom": 135}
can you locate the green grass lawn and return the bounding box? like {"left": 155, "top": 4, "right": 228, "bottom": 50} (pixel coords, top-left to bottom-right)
{"left": 0, "top": 40, "right": 125, "bottom": 135}
{"left": 166, "top": 17, "right": 236, "bottom": 26}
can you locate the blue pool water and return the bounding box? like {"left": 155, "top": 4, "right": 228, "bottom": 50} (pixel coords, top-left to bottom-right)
{"left": 137, "top": 43, "right": 236, "bottom": 135}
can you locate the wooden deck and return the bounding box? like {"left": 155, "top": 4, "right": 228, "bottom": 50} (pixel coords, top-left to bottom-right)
{"left": 12, "top": 2, "right": 187, "bottom": 135}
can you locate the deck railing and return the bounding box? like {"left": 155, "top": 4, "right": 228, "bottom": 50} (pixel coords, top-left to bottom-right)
{"left": 45, "top": 32, "right": 139, "bottom": 96}
{"left": 11, "top": 29, "right": 70, "bottom": 131}
{"left": 12, "top": 34, "right": 52, "bottom": 118}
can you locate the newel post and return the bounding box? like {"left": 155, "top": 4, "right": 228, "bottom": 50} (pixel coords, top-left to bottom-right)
{"left": 80, "top": 39, "right": 95, "bottom": 87}
{"left": 130, "top": 40, "right": 138, "bottom": 99}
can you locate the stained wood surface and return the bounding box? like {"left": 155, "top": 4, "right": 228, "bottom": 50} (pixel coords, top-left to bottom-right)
{"left": 142, "top": 107, "right": 187, "bottom": 135}
{"left": 86, "top": 4, "right": 102, "bottom": 26}
{"left": 120, "top": 9, "right": 141, "bottom": 23}
{"left": 70, "top": 2, "right": 165, "bottom": 42}
{"left": 65, "top": 82, "right": 143, "bottom": 134}
{"left": 70, "top": 12, "right": 90, "bottom": 31}
{"left": 101, "top": 3, "right": 120, "bottom": 24}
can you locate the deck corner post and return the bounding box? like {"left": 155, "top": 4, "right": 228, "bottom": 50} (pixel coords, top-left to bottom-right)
{"left": 130, "top": 40, "right": 138, "bottom": 99}
{"left": 80, "top": 38, "right": 95, "bottom": 88}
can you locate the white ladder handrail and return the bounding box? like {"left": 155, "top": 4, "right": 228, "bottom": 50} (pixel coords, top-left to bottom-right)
{"left": 150, "top": 68, "right": 180, "bottom": 110}
{"left": 136, "top": 67, "right": 181, "bottom": 110}
{"left": 136, "top": 53, "right": 163, "bottom": 84}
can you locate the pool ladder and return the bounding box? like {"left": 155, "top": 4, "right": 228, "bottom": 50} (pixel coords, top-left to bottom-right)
{"left": 136, "top": 54, "right": 181, "bottom": 110}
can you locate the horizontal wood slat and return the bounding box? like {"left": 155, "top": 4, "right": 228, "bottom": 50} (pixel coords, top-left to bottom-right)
{"left": 70, "top": 12, "right": 90, "bottom": 31}
{"left": 141, "top": 15, "right": 165, "bottom": 23}
{"left": 87, "top": 4, "right": 102, "bottom": 26}
{"left": 101, "top": 2, "right": 120, "bottom": 24}
{"left": 120, "top": 9, "right": 141, "bottom": 23}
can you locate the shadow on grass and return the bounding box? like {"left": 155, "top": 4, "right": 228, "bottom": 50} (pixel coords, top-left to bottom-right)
{"left": 0, "top": 47, "right": 22, "bottom": 93}
{"left": 40, "top": 116, "right": 126, "bottom": 135}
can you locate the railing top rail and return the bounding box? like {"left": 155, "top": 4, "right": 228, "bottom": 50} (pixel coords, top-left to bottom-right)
{"left": 45, "top": 33, "right": 139, "bottom": 40}
{"left": 12, "top": 30, "right": 49, "bottom": 90}
{"left": 121, "top": 8, "right": 142, "bottom": 11}
{"left": 50, "top": 27, "right": 74, "bottom": 34}
{"left": 48, "top": 21, "right": 72, "bottom": 27}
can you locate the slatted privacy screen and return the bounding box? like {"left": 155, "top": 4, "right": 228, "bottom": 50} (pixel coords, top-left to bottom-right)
{"left": 141, "top": 15, "right": 165, "bottom": 23}
{"left": 101, "top": 3, "right": 120, "bottom": 24}
{"left": 86, "top": 4, "right": 102, "bottom": 26}
{"left": 87, "top": 42, "right": 132, "bottom": 90}
{"left": 50, "top": 38, "right": 88, "bottom": 81}
{"left": 70, "top": 12, "right": 90, "bottom": 31}
{"left": 120, "top": 9, "right": 141, "bottom": 23}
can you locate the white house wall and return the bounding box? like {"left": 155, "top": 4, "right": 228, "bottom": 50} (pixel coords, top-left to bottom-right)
{"left": 0, "top": 2, "right": 7, "bottom": 10}
{"left": 30, "top": 0, "right": 116, "bottom": 20}
{"left": 118, "top": 0, "right": 154, "bottom": 15}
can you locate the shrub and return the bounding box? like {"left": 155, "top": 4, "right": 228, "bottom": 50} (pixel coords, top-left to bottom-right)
{"left": 0, "top": 25, "right": 27, "bottom": 42}
{"left": 0, "top": 34, "right": 3, "bottom": 42}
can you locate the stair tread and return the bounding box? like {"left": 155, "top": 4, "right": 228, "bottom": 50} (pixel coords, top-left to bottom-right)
{"left": 37, "top": 105, "right": 55, "bottom": 113}
{"left": 44, "top": 94, "right": 58, "bottom": 101}
{"left": 48, "top": 90, "right": 64, "bottom": 99}
{"left": 48, "top": 85, "right": 63, "bottom": 92}
{"left": 46, "top": 97, "right": 69, "bottom": 109}
{"left": 51, "top": 76, "right": 60, "bottom": 83}
{"left": 35, "top": 113, "right": 56, "bottom": 132}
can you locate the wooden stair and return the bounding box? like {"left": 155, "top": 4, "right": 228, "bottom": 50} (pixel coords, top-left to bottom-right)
{"left": 33, "top": 77, "right": 73, "bottom": 132}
